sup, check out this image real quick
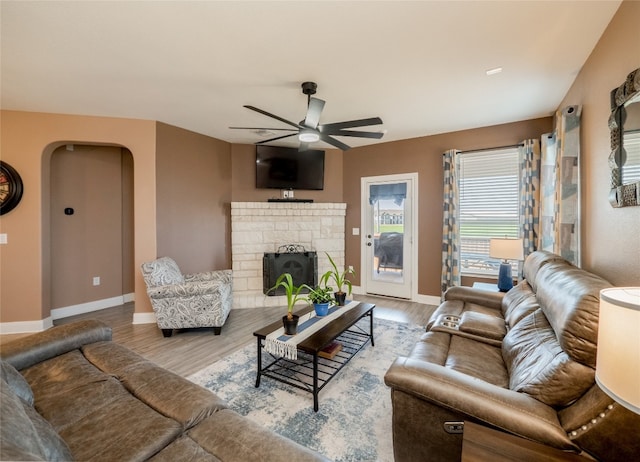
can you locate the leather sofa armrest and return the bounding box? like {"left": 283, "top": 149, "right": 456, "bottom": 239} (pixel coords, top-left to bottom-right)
{"left": 0, "top": 320, "right": 112, "bottom": 371}
{"left": 384, "top": 357, "right": 578, "bottom": 451}
{"left": 444, "top": 286, "right": 504, "bottom": 309}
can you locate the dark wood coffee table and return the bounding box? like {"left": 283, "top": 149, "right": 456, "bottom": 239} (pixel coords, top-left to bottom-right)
{"left": 253, "top": 302, "right": 375, "bottom": 411}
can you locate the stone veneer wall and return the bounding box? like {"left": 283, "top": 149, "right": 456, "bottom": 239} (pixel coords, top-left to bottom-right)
{"left": 231, "top": 202, "right": 347, "bottom": 309}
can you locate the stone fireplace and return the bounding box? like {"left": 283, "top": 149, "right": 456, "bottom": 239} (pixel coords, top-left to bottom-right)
{"left": 231, "top": 202, "right": 347, "bottom": 308}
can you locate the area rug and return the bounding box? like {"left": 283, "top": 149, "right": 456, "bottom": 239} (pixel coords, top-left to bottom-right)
{"left": 188, "top": 317, "right": 425, "bottom": 462}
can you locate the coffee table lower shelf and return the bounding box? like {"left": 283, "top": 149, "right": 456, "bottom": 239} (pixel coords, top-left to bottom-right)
{"left": 254, "top": 310, "right": 374, "bottom": 412}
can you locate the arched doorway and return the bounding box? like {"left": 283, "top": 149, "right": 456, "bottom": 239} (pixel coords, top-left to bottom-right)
{"left": 49, "top": 144, "right": 134, "bottom": 318}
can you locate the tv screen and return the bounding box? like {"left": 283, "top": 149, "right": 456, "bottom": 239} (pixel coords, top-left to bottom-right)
{"left": 256, "top": 145, "right": 325, "bottom": 190}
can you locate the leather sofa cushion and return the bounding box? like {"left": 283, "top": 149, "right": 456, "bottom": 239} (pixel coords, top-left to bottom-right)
{"left": 1, "top": 382, "right": 73, "bottom": 462}
{"left": 20, "top": 349, "right": 184, "bottom": 461}
{"left": 445, "top": 335, "right": 509, "bottom": 387}
{"left": 502, "top": 309, "right": 595, "bottom": 407}
{"left": 82, "top": 341, "right": 227, "bottom": 429}
{"left": 535, "top": 262, "right": 610, "bottom": 368}
{"left": 185, "top": 409, "right": 328, "bottom": 462}
{"left": 58, "top": 392, "right": 182, "bottom": 462}
{"left": 522, "top": 250, "right": 565, "bottom": 293}
{"left": 21, "top": 350, "right": 130, "bottom": 431}
{"left": 501, "top": 281, "right": 540, "bottom": 328}
{"left": 409, "top": 332, "right": 450, "bottom": 366}
{"left": 1, "top": 359, "right": 34, "bottom": 405}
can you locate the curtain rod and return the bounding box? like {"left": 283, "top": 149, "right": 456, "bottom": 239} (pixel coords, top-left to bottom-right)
{"left": 458, "top": 143, "right": 524, "bottom": 154}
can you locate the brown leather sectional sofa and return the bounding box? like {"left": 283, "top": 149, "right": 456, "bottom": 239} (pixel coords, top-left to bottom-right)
{"left": 0, "top": 320, "right": 328, "bottom": 461}
{"left": 384, "top": 251, "right": 640, "bottom": 461}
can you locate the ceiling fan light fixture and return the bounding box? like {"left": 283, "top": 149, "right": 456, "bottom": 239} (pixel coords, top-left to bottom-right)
{"left": 299, "top": 129, "right": 320, "bottom": 143}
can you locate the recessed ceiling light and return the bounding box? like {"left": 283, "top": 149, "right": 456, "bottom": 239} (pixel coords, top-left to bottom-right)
{"left": 486, "top": 67, "right": 503, "bottom": 76}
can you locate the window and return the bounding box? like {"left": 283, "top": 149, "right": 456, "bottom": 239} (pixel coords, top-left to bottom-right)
{"left": 459, "top": 147, "right": 520, "bottom": 276}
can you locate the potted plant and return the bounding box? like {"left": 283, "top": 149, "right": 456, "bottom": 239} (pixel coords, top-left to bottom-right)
{"left": 320, "top": 252, "right": 355, "bottom": 306}
{"left": 267, "top": 272, "right": 310, "bottom": 335}
{"left": 308, "top": 285, "right": 334, "bottom": 316}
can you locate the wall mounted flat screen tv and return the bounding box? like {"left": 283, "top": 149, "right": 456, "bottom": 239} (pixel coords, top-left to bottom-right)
{"left": 256, "top": 145, "right": 325, "bottom": 190}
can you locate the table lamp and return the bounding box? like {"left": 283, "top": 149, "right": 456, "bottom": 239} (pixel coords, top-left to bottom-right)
{"left": 489, "top": 238, "right": 523, "bottom": 292}
{"left": 596, "top": 287, "right": 640, "bottom": 414}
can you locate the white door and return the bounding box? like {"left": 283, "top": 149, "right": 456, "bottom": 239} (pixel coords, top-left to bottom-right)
{"left": 361, "top": 173, "right": 416, "bottom": 299}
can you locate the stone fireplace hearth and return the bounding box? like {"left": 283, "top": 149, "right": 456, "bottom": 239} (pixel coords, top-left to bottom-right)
{"left": 231, "top": 202, "right": 347, "bottom": 309}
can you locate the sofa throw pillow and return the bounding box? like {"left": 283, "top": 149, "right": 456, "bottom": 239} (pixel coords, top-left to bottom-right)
{"left": 1, "top": 360, "right": 34, "bottom": 405}
{"left": 1, "top": 384, "right": 74, "bottom": 461}
{"left": 502, "top": 309, "right": 595, "bottom": 407}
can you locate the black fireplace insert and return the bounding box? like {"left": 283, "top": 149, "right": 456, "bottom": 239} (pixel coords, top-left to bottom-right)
{"left": 263, "top": 249, "right": 317, "bottom": 296}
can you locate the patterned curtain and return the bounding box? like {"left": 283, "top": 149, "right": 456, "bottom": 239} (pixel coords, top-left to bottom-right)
{"left": 441, "top": 149, "right": 460, "bottom": 295}
{"left": 540, "top": 133, "right": 558, "bottom": 253}
{"left": 539, "top": 106, "right": 582, "bottom": 266}
{"left": 519, "top": 139, "right": 541, "bottom": 259}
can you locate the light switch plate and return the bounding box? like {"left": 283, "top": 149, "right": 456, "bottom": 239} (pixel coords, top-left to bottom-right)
{"left": 0, "top": 234, "right": 7, "bottom": 244}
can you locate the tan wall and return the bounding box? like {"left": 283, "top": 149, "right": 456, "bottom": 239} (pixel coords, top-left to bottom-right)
{"left": 155, "top": 123, "right": 232, "bottom": 273}
{"left": 50, "top": 145, "right": 131, "bottom": 308}
{"left": 558, "top": 0, "right": 640, "bottom": 286}
{"left": 343, "top": 118, "right": 553, "bottom": 297}
{"left": 230, "top": 143, "right": 343, "bottom": 202}
{"left": 122, "top": 151, "right": 135, "bottom": 294}
{"left": 0, "top": 110, "right": 157, "bottom": 323}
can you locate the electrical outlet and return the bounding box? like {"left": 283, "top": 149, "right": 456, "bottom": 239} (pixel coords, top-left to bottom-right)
{"left": 92, "top": 277, "right": 100, "bottom": 286}
{"left": 282, "top": 189, "right": 294, "bottom": 198}
{"left": 0, "top": 234, "right": 7, "bottom": 244}
{"left": 348, "top": 265, "right": 354, "bottom": 272}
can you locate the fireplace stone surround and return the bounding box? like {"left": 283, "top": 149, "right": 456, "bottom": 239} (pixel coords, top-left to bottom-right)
{"left": 231, "top": 202, "right": 347, "bottom": 309}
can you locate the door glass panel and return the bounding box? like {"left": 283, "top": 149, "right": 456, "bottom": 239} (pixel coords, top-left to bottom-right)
{"left": 370, "top": 194, "right": 405, "bottom": 285}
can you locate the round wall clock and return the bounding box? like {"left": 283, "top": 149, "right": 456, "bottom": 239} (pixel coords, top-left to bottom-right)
{"left": 0, "top": 161, "right": 24, "bottom": 215}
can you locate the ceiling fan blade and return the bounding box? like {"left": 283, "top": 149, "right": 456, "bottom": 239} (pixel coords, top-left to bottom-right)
{"left": 229, "top": 126, "right": 296, "bottom": 131}
{"left": 319, "top": 133, "right": 351, "bottom": 151}
{"left": 324, "top": 130, "right": 384, "bottom": 139}
{"left": 304, "top": 97, "right": 325, "bottom": 128}
{"left": 255, "top": 133, "right": 298, "bottom": 144}
{"left": 320, "top": 117, "right": 383, "bottom": 131}
{"left": 244, "top": 105, "right": 302, "bottom": 129}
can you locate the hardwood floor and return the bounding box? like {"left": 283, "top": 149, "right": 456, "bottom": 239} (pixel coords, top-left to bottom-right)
{"left": 1, "top": 294, "right": 436, "bottom": 377}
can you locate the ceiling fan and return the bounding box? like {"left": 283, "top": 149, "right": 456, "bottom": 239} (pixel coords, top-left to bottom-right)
{"left": 230, "top": 82, "right": 384, "bottom": 151}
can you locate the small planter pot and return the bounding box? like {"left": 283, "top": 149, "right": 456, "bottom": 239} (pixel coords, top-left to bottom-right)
{"left": 334, "top": 292, "right": 347, "bottom": 306}
{"left": 282, "top": 314, "right": 299, "bottom": 335}
{"left": 313, "top": 302, "right": 330, "bottom": 317}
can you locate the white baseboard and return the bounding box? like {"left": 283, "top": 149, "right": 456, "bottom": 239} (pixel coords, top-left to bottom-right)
{"left": 133, "top": 312, "right": 156, "bottom": 324}
{"left": 353, "top": 285, "right": 441, "bottom": 306}
{"left": 123, "top": 292, "right": 135, "bottom": 303}
{"left": 413, "top": 293, "right": 441, "bottom": 306}
{"left": 50, "top": 293, "right": 135, "bottom": 320}
{"left": 0, "top": 317, "right": 54, "bottom": 335}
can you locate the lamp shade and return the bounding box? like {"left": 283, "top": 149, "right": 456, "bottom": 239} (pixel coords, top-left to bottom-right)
{"left": 596, "top": 287, "right": 640, "bottom": 414}
{"left": 489, "top": 238, "right": 524, "bottom": 261}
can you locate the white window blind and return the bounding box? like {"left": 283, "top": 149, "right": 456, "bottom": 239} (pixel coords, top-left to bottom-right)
{"left": 459, "top": 147, "right": 520, "bottom": 275}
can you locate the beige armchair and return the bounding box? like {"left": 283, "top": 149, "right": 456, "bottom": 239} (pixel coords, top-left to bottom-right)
{"left": 140, "top": 257, "right": 232, "bottom": 337}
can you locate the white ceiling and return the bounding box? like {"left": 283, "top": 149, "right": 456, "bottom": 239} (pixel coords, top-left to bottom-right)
{"left": 1, "top": 1, "right": 621, "bottom": 150}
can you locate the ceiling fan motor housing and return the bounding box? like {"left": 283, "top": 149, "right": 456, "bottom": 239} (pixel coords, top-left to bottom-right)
{"left": 301, "top": 81, "right": 317, "bottom": 96}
